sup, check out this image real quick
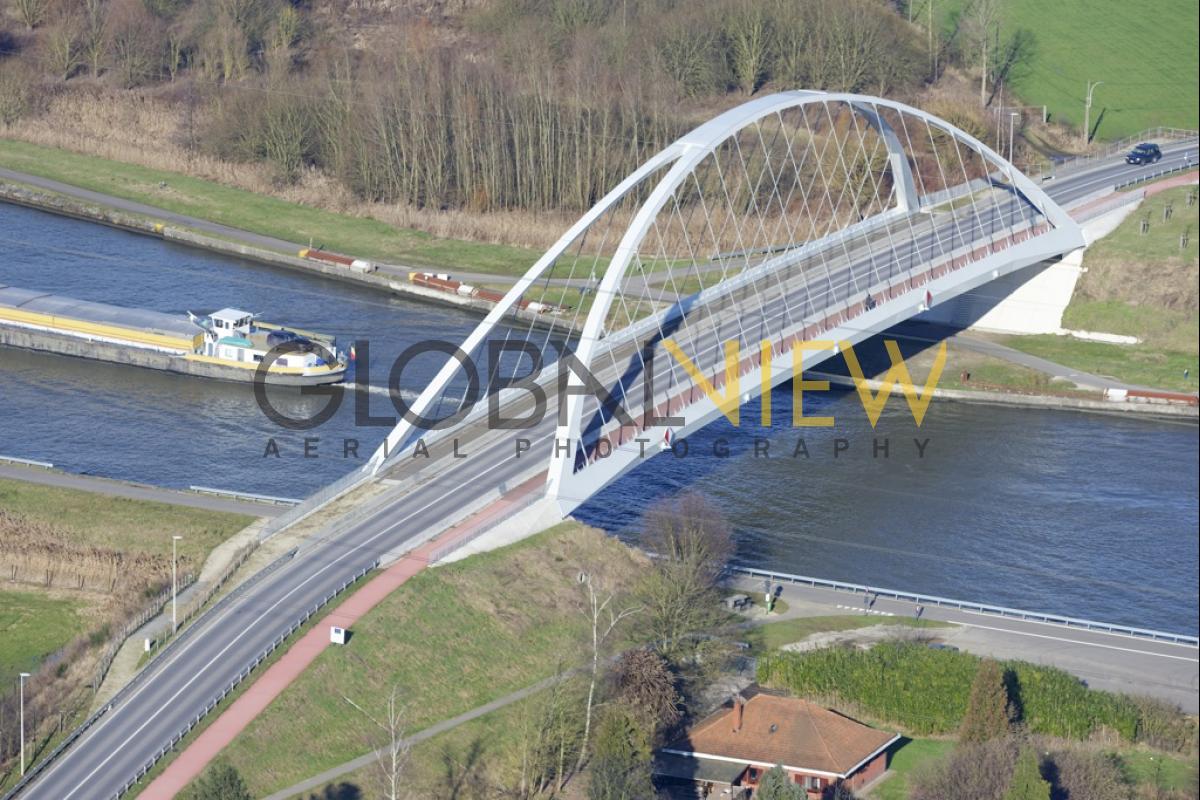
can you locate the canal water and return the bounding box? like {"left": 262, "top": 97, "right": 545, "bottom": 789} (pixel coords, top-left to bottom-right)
{"left": 1, "top": 202, "right": 1197, "bottom": 635}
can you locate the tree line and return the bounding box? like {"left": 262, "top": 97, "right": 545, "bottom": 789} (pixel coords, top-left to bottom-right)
{"left": 1, "top": 0, "right": 955, "bottom": 213}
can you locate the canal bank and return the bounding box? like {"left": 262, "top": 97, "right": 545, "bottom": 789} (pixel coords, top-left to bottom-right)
{"left": 0, "top": 175, "right": 546, "bottom": 322}
{"left": 813, "top": 371, "right": 1198, "bottom": 421}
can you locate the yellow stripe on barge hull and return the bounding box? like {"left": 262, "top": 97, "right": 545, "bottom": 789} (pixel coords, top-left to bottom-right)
{"left": 0, "top": 306, "right": 200, "bottom": 352}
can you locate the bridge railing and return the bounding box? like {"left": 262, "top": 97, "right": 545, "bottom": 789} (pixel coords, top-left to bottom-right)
{"left": 575, "top": 204, "right": 1048, "bottom": 464}
{"left": 727, "top": 565, "right": 1199, "bottom": 646}
{"left": 1039, "top": 128, "right": 1198, "bottom": 180}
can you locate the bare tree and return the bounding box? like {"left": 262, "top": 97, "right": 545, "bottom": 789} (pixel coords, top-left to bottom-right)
{"left": 637, "top": 494, "right": 734, "bottom": 659}
{"left": 962, "top": 0, "right": 1001, "bottom": 106}
{"left": 81, "top": 0, "right": 106, "bottom": 77}
{"left": 343, "top": 685, "right": 411, "bottom": 800}
{"left": 610, "top": 649, "right": 682, "bottom": 742}
{"left": 725, "top": 0, "right": 772, "bottom": 95}
{"left": 13, "top": 0, "right": 49, "bottom": 29}
{"left": 42, "top": 12, "right": 82, "bottom": 80}
{"left": 575, "top": 571, "right": 639, "bottom": 775}
{"left": 106, "top": 0, "right": 163, "bottom": 87}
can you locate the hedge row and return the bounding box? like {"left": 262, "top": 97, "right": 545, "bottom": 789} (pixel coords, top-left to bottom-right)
{"left": 757, "top": 642, "right": 1196, "bottom": 752}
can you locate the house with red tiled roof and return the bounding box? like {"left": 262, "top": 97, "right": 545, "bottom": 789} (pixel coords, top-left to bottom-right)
{"left": 653, "top": 686, "right": 898, "bottom": 799}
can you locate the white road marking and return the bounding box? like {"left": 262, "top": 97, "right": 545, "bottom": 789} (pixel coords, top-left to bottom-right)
{"left": 44, "top": 431, "right": 554, "bottom": 800}
{"left": 957, "top": 609, "right": 1198, "bottom": 649}
{"left": 958, "top": 622, "right": 1200, "bottom": 663}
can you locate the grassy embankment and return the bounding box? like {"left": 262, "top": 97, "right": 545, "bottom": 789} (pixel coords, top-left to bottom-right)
{"left": 192, "top": 521, "right": 648, "bottom": 798}
{"left": 186, "top": 522, "right": 948, "bottom": 798}
{"left": 0, "top": 477, "right": 251, "bottom": 567}
{"left": 0, "top": 477, "right": 251, "bottom": 790}
{"left": 0, "top": 591, "right": 85, "bottom": 677}
{"left": 1000, "top": 187, "right": 1199, "bottom": 392}
{"left": 939, "top": 0, "right": 1199, "bottom": 140}
{"left": 0, "top": 138, "right": 537, "bottom": 277}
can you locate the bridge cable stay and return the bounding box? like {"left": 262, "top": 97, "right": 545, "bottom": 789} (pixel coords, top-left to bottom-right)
{"left": 364, "top": 92, "right": 1082, "bottom": 516}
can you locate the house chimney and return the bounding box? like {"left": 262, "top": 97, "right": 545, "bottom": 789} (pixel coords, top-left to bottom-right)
{"left": 733, "top": 694, "right": 745, "bottom": 733}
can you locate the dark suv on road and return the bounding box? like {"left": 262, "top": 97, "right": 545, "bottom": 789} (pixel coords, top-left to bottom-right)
{"left": 1126, "top": 142, "right": 1163, "bottom": 165}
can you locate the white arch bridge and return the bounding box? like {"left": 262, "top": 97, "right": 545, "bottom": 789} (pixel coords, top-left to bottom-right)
{"left": 25, "top": 92, "right": 1181, "bottom": 800}
{"left": 367, "top": 90, "right": 1083, "bottom": 515}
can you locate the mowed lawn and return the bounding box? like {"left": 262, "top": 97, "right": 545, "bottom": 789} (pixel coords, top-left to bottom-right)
{"left": 0, "top": 590, "right": 86, "bottom": 677}
{"left": 0, "top": 138, "right": 539, "bottom": 276}
{"left": 867, "top": 737, "right": 954, "bottom": 800}
{"left": 1001, "top": 188, "right": 1199, "bottom": 392}
{"left": 0, "top": 477, "right": 252, "bottom": 566}
{"left": 942, "top": 0, "right": 1198, "bottom": 139}
{"left": 207, "top": 522, "right": 651, "bottom": 798}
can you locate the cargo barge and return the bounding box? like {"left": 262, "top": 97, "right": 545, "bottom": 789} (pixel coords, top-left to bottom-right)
{"left": 0, "top": 285, "right": 346, "bottom": 385}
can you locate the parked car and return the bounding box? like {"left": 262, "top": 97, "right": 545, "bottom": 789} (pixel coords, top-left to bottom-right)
{"left": 1126, "top": 142, "right": 1163, "bottom": 165}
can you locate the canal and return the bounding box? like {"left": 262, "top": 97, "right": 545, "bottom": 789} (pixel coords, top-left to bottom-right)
{"left": 1, "top": 202, "right": 1197, "bottom": 635}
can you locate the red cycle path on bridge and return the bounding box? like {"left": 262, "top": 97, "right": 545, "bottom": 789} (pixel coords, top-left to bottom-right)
{"left": 140, "top": 472, "right": 546, "bottom": 799}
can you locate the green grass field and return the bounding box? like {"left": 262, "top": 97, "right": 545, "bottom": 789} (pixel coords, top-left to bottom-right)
{"left": 0, "top": 590, "right": 86, "bottom": 677}
{"left": 940, "top": 0, "right": 1199, "bottom": 140}
{"left": 0, "top": 138, "right": 539, "bottom": 276}
{"left": 209, "top": 522, "right": 651, "bottom": 798}
{"left": 999, "top": 188, "right": 1199, "bottom": 392}
{"left": 868, "top": 737, "right": 954, "bottom": 800}
{"left": 997, "top": 334, "right": 1197, "bottom": 391}
{"left": 1118, "top": 749, "right": 1200, "bottom": 793}
{"left": 0, "top": 477, "right": 252, "bottom": 566}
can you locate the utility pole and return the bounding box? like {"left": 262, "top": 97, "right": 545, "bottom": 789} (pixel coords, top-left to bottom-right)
{"left": 20, "top": 672, "right": 31, "bottom": 776}
{"left": 1084, "top": 80, "right": 1104, "bottom": 147}
{"left": 172, "top": 535, "right": 183, "bottom": 634}
{"left": 928, "top": 0, "right": 936, "bottom": 80}
{"left": 1009, "top": 112, "right": 1020, "bottom": 165}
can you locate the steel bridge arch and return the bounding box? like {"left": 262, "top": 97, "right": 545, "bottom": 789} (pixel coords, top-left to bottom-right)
{"left": 369, "top": 90, "right": 1083, "bottom": 512}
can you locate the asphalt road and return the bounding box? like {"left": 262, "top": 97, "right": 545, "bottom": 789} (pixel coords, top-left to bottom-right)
{"left": 13, "top": 141, "right": 1199, "bottom": 800}
{"left": 727, "top": 577, "right": 1199, "bottom": 713}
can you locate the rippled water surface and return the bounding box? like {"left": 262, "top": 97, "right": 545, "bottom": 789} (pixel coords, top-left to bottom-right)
{"left": 2, "top": 203, "right": 1197, "bottom": 633}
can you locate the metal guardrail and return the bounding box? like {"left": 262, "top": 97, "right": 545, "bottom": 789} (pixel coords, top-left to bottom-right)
{"left": 1113, "top": 161, "right": 1199, "bottom": 191}
{"left": 188, "top": 485, "right": 301, "bottom": 506}
{"left": 727, "top": 566, "right": 1199, "bottom": 646}
{"left": 1039, "top": 127, "right": 1199, "bottom": 179}
{"left": 108, "top": 558, "right": 377, "bottom": 799}
{"left": 0, "top": 454, "right": 54, "bottom": 469}
{"left": 1, "top": 547, "right": 300, "bottom": 800}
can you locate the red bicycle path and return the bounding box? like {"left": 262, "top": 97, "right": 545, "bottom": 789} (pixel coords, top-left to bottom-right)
{"left": 140, "top": 472, "right": 546, "bottom": 799}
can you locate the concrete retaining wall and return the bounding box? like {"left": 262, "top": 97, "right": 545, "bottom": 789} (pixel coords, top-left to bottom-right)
{"left": 918, "top": 200, "right": 1144, "bottom": 335}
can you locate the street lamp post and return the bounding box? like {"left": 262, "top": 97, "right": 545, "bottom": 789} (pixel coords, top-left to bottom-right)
{"left": 1084, "top": 80, "right": 1104, "bottom": 147}
{"left": 19, "top": 671, "right": 31, "bottom": 776}
{"left": 1009, "top": 112, "right": 1020, "bottom": 165}
{"left": 172, "top": 535, "right": 183, "bottom": 634}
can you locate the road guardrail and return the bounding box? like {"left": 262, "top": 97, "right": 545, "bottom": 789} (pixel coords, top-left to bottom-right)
{"left": 1, "top": 548, "right": 300, "bottom": 800}
{"left": 108, "top": 559, "right": 377, "bottom": 799}
{"left": 0, "top": 454, "right": 54, "bottom": 469}
{"left": 727, "top": 566, "right": 1199, "bottom": 646}
{"left": 188, "top": 485, "right": 301, "bottom": 506}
